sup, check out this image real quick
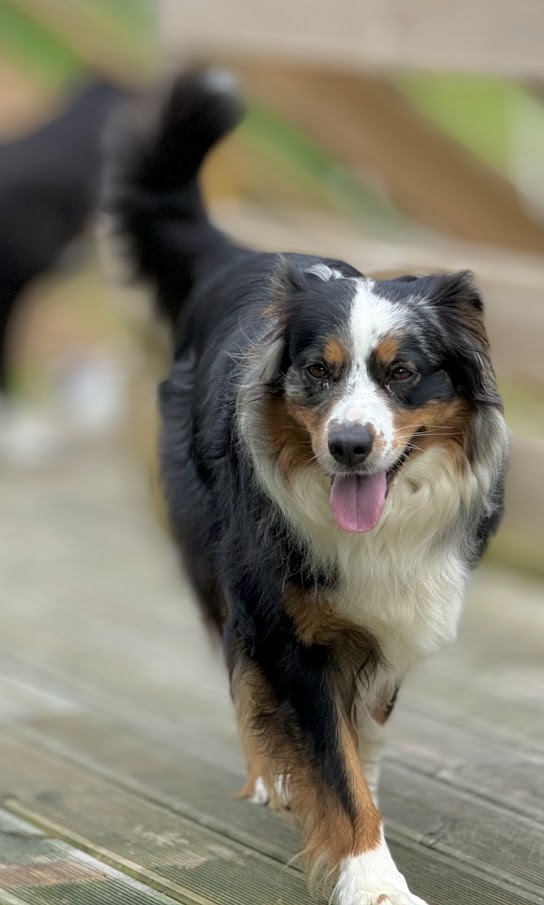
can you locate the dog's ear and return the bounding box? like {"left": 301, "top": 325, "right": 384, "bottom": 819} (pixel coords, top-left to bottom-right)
{"left": 428, "top": 271, "right": 500, "bottom": 406}
{"left": 259, "top": 258, "right": 318, "bottom": 389}
{"left": 257, "top": 260, "right": 296, "bottom": 388}
{"left": 266, "top": 257, "right": 312, "bottom": 318}
{"left": 428, "top": 270, "right": 483, "bottom": 312}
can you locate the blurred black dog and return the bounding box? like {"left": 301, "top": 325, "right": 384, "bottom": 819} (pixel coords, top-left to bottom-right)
{"left": 0, "top": 78, "right": 127, "bottom": 391}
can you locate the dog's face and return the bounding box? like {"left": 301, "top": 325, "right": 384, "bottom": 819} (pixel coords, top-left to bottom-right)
{"left": 261, "top": 261, "right": 500, "bottom": 532}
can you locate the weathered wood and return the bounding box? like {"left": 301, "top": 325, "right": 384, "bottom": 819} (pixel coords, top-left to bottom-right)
{"left": 161, "top": 0, "right": 544, "bottom": 79}
{"left": 0, "top": 737, "right": 312, "bottom": 905}
{"left": 25, "top": 691, "right": 544, "bottom": 832}
{"left": 0, "top": 675, "right": 78, "bottom": 726}
{"left": 2, "top": 724, "right": 544, "bottom": 905}
{"left": 0, "top": 58, "right": 52, "bottom": 136}
{"left": 0, "top": 430, "right": 542, "bottom": 903}
{"left": 389, "top": 707, "right": 544, "bottom": 822}
{"left": 0, "top": 808, "right": 179, "bottom": 905}
{"left": 228, "top": 63, "right": 544, "bottom": 253}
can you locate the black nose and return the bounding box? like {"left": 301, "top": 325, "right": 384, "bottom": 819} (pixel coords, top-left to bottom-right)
{"left": 328, "top": 423, "right": 374, "bottom": 468}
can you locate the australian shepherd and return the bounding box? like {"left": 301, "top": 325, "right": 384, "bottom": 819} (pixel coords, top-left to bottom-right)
{"left": 106, "top": 68, "right": 509, "bottom": 905}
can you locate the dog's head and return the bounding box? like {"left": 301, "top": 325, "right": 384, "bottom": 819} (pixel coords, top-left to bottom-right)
{"left": 244, "top": 258, "right": 504, "bottom": 533}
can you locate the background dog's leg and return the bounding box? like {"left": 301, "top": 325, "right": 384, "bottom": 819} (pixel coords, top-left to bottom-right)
{"left": 230, "top": 655, "right": 426, "bottom": 904}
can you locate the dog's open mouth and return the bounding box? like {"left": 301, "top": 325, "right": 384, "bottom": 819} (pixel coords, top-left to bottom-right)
{"left": 329, "top": 434, "right": 421, "bottom": 534}
{"left": 386, "top": 444, "right": 414, "bottom": 484}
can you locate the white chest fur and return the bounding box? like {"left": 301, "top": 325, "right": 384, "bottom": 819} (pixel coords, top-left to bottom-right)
{"left": 273, "top": 447, "right": 473, "bottom": 676}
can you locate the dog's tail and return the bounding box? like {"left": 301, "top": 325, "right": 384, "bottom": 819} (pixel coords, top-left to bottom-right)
{"left": 104, "top": 68, "right": 244, "bottom": 328}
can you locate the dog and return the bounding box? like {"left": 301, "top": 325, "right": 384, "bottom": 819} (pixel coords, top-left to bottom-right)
{"left": 105, "top": 69, "right": 509, "bottom": 905}
{"left": 0, "top": 77, "right": 127, "bottom": 392}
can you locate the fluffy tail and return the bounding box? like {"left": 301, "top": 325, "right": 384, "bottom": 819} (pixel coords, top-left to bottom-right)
{"left": 103, "top": 67, "right": 245, "bottom": 327}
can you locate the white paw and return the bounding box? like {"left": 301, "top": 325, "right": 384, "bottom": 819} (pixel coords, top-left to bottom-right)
{"left": 336, "top": 879, "right": 428, "bottom": 905}
{"left": 248, "top": 776, "right": 269, "bottom": 805}
{"left": 355, "top": 891, "right": 428, "bottom": 905}
{"left": 247, "top": 775, "right": 290, "bottom": 808}
{"left": 335, "top": 837, "right": 428, "bottom": 905}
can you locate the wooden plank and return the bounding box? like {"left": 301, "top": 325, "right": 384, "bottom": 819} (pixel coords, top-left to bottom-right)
{"left": 228, "top": 63, "right": 544, "bottom": 253}
{"left": 388, "top": 707, "right": 544, "bottom": 823}
{"left": 0, "top": 58, "right": 52, "bottom": 137}
{"left": 15, "top": 708, "right": 544, "bottom": 851}
{"left": 9, "top": 716, "right": 297, "bottom": 866}
{"left": 385, "top": 835, "right": 542, "bottom": 905}
{"left": 0, "top": 808, "right": 179, "bottom": 905}
{"left": 405, "top": 658, "right": 544, "bottom": 751}
{"left": 0, "top": 736, "right": 312, "bottom": 905}
{"left": 5, "top": 717, "right": 544, "bottom": 903}
{"left": 161, "top": 0, "right": 544, "bottom": 79}
{"left": 0, "top": 675, "right": 77, "bottom": 726}
{"left": 17, "top": 700, "right": 544, "bottom": 828}
{"left": 380, "top": 764, "right": 544, "bottom": 896}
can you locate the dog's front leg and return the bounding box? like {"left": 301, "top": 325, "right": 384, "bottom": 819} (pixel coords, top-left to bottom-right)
{"left": 229, "top": 649, "right": 427, "bottom": 905}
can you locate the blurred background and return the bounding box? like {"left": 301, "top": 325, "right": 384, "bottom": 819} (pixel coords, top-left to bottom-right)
{"left": 1, "top": 0, "right": 543, "bottom": 570}
{"left": 0, "top": 4, "right": 543, "bottom": 902}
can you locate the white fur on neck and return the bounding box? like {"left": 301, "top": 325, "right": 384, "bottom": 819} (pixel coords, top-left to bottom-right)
{"left": 241, "top": 429, "right": 475, "bottom": 675}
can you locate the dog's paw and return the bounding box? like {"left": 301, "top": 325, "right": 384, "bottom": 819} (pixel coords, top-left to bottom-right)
{"left": 248, "top": 776, "right": 270, "bottom": 805}
{"left": 334, "top": 844, "right": 428, "bottom": 905}
{"left": 360, "top": 893, "right": 428, "bottom": 905}
{"left": 336, "top": 883, "right": 428, "bottom": 905}
{"left": 238, "top": 775, "right": 290, "bottom": 809}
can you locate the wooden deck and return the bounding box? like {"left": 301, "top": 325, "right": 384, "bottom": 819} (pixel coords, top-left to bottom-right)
{"left": 0, "top": 442, "right": 543, "bottom": 905}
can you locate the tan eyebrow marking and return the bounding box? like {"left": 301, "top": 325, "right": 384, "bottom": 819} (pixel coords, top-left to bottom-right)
{"left": 323, "top": 338, "right": 348, "bottom": 371}
{"left": 374, "top": 334, "right": 399, "bottom": 367}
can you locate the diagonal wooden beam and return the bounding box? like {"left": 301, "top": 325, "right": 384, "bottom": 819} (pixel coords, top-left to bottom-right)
{"left": 230, "top": 62, "right": 544, "bottom": 253}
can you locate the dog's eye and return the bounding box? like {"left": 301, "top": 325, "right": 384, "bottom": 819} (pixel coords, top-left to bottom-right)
{"left": 389, "top": 366, "right": 413, "bottom": 382}
{"left": 307, "top": 363, "right": 328, "bottom": 380}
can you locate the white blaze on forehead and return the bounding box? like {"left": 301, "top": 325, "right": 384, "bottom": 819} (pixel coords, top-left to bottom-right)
{"left": 350, "top": 278, "right": 406, "bottom": 360}
{"left": 305, "top": 263, "right": 343, "bottom": 281}
{"left": 327, "top": 278, "right": 407, "bottom": 449}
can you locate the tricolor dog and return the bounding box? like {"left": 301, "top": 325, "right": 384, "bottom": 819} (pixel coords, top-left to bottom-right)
{"left": 106, "top": 69, "right": 509, "bottom": 905}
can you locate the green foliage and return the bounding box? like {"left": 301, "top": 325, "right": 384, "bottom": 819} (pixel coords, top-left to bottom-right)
{"left": 0, "top": 0, "right": 155, "bottom": 84}
{"left": 0, "top": 0, "right": 80, "bottom": 84}
{"left": 397, "top": 71, "right": 524, "bottom": 173}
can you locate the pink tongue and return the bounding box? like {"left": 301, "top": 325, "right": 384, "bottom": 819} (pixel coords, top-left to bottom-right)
{"left": 329, "top": 472, "right": 387, "bottom": 533}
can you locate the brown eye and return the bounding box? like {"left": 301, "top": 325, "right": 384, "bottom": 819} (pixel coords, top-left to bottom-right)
{"left": 307, "top": 363, "right": 328, "bottom": 380}
{"left": 389, "top": 366, "right": 413, "bottom": 382}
